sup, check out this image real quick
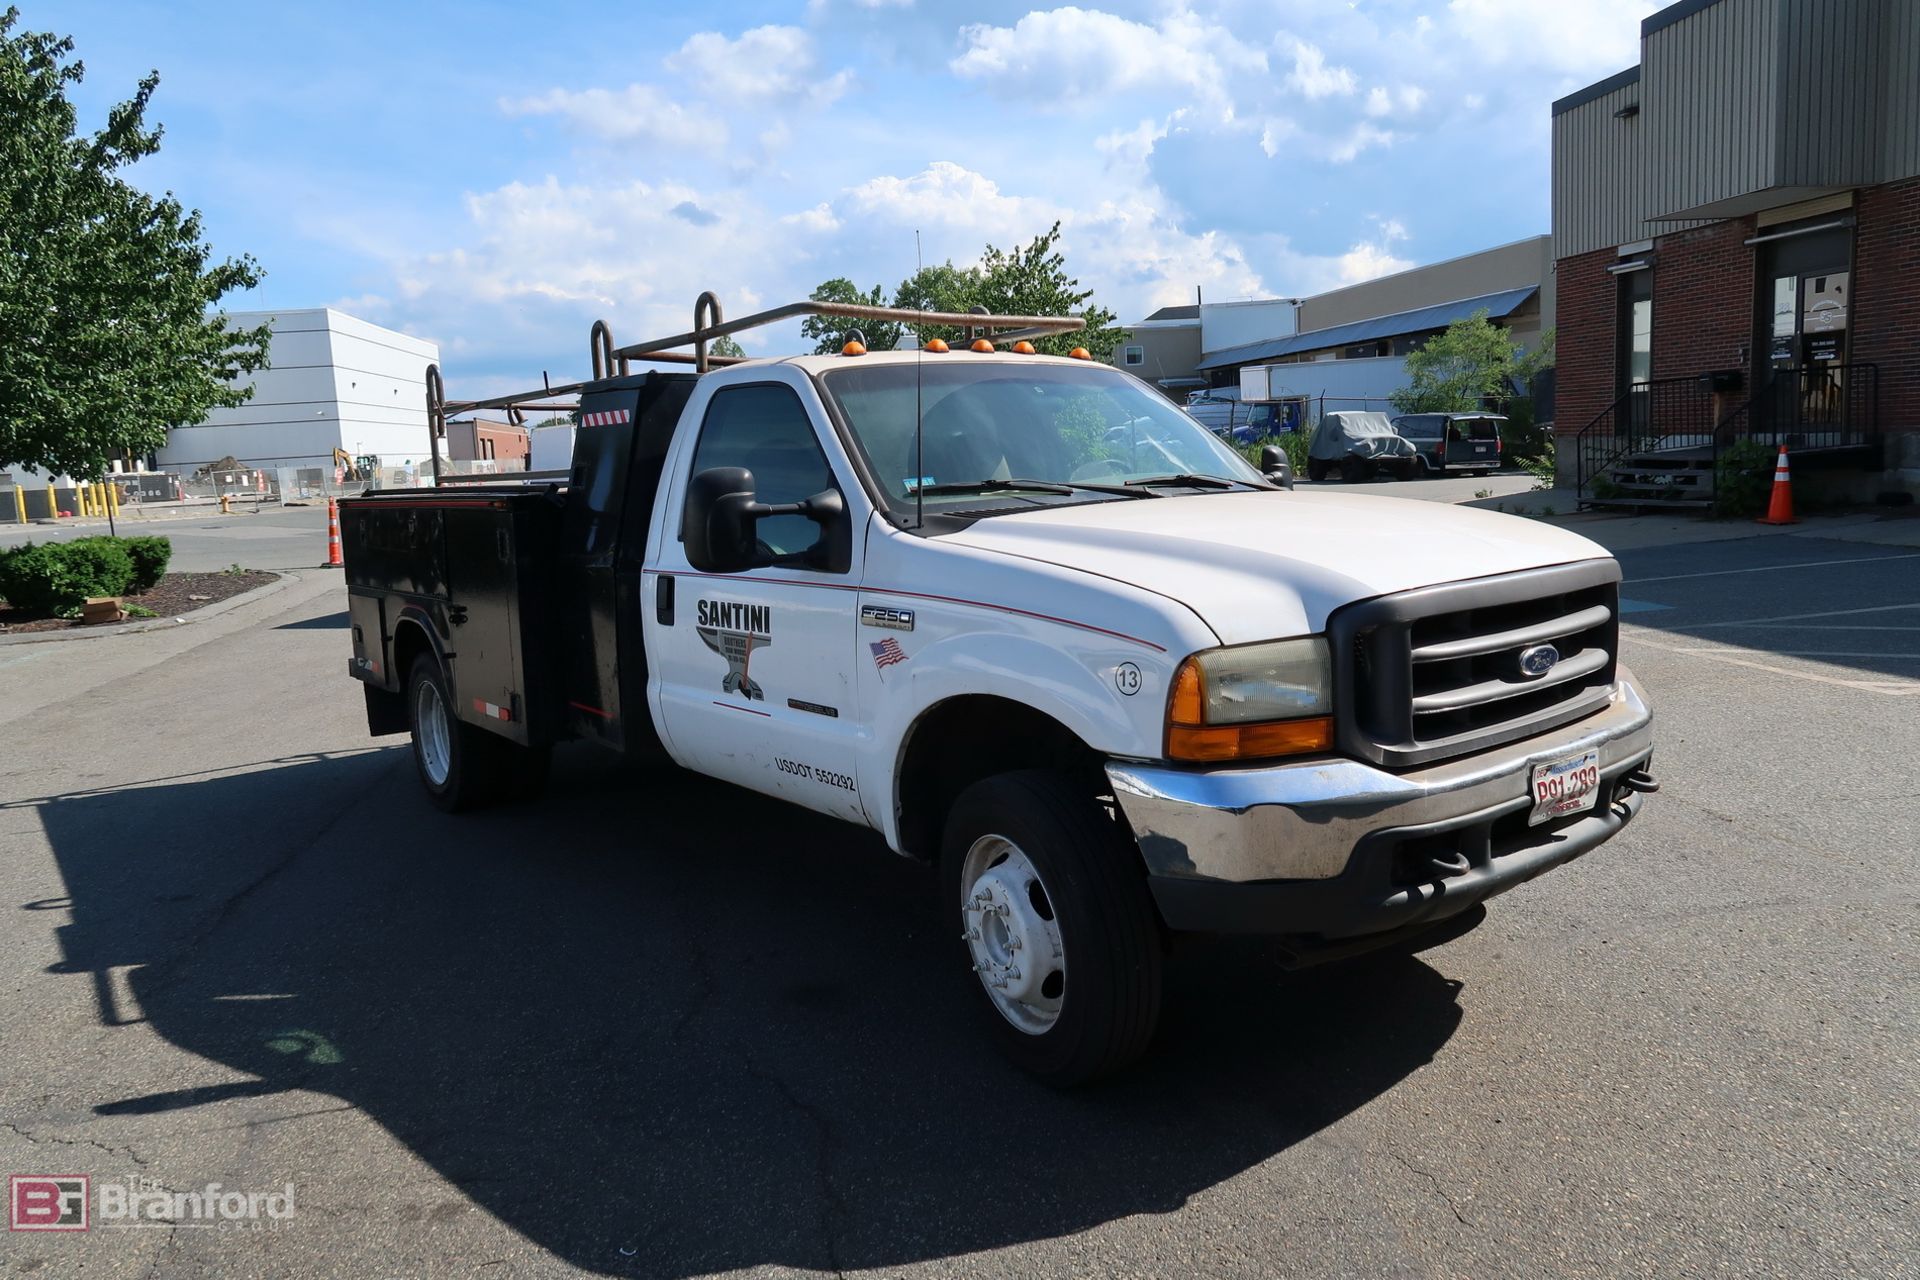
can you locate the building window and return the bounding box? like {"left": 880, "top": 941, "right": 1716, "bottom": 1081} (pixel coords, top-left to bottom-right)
{"left": 1123, "top": 345, "right": 1144, "bottom": 366}
{"left": 1616, "top": 267, "right": 1653, "bottom": 396}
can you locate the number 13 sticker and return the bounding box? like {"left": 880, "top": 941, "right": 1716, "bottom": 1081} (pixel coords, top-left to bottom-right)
{"left": 1113, "top": 662, "right": 1143, "bottom": 696}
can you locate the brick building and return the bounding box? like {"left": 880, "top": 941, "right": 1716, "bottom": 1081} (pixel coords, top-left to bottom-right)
{"left": 444, "top": 416, "right": 530, "bottom": 467}
{"left": 1552, "top": 0, "right": 1920, "bottom": 505}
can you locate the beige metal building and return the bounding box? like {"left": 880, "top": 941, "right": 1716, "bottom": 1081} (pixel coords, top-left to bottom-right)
{"left": 1112, "top": 237, "right": 1554, "bottom": 402}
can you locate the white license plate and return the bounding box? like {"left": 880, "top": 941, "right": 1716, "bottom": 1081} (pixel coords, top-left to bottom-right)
{"left": 1528, "top": 749, "right": 1602, "bottom": 826}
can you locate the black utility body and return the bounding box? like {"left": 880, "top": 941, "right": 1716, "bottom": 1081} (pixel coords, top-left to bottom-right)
{"left": 342, "top": 371, "right": 695, "bottom": 759}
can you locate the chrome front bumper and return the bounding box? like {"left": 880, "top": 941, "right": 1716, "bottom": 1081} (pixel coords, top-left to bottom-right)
{"left": 1106, "top": 667, "right": 1654, "bottom": 941}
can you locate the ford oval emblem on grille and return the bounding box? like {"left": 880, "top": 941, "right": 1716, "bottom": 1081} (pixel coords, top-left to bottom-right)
{"left": 1519, "top": 643, "right": 1560, "bottom": 678}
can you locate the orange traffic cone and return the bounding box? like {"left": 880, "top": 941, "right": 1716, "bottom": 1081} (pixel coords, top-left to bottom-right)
{"left": 323, "top": 497, "right": 344, "bottom": 567}
{"left": 1755, "top": 444, "right": 1797, "bottom": 525}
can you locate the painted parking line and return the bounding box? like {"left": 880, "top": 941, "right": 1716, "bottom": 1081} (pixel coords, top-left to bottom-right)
{"left": 1683, "top": 602, "right": 1920, "bottom": 628}
{"left": 1623, "top": 628, "right": 1920, "bottom": 695}
{"left": 1618, "top": 598, "right": 1673, "bottom": 614}
{"left": 1625, "top": 551, "right": 1920, "bottom": 585}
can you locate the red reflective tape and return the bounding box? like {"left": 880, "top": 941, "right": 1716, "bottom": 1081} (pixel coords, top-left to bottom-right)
{"left": 711, "top": 700, "right": 772, "bottom": 717}
{"left": 568, "top": 700, "right": 614, "bottom": 720}
{"left": 472, "top": 698, "right": 512, "bottom": 721}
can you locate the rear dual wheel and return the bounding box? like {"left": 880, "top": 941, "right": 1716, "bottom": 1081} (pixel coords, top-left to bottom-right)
{"left": 407, "top": 657, "right": 550, "bottom": 813}
{"left": 941, "top": 771, "right": 1163, "bottom": 1086}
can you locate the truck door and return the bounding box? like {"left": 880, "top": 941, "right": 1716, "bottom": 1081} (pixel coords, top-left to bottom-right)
{"left": 645, "top": 378, "right": 867, "bottom": 823}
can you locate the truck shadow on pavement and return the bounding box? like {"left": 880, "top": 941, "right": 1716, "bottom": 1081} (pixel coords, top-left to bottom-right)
{"left": 34, "top": 746, "right": 1464, "bottom": 1277}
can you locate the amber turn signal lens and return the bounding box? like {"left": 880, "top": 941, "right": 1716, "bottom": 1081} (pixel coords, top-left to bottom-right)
{"left": 924, "top": 338, "right": 950, "bottom": 353}
{"left": 970, "top": 338, "right": 995, "bottom": 353}
{"left": 841, "top": 340, "right": 867, "bottom": 356}
{"left": 1011, "top": 340, "right": 1037, "bottom": 354}
{"left": 1167, "top": 717, "right": 1334, "bottom": 762}
{"left": 1068, "top": 347, "right": 1092, "bottom": 360}
{"left": 1168, "top": 657, "right": 1205, "bottom": 726}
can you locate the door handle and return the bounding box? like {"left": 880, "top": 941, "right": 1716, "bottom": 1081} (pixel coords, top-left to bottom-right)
{"left": 656, "top": 574, "right": 674, "bottom": 626}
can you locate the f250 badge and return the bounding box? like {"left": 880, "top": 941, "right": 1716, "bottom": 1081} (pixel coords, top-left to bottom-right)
{"left": 696, "top": 599, "right": 772, "bottom": 700}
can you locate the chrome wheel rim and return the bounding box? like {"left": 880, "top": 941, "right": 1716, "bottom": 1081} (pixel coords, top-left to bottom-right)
{"left": 960, "top": 835, "right": 1067, "bottom": 1035}
{"left": 414, "top": 677, "right": 451, "bottom": 787}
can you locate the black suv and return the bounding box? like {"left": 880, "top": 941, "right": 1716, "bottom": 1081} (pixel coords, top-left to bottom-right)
{"left": 1391, "top": 413, "right": 1505, "bottom": 477}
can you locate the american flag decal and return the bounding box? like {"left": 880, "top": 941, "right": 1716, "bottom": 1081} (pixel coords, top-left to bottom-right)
{"left": 870, "top": 638, "right": 908, "bottom": 671}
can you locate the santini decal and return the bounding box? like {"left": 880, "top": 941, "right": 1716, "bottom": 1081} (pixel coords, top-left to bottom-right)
{"left": 696, "top": 599, "right": 773, "bottom": 701}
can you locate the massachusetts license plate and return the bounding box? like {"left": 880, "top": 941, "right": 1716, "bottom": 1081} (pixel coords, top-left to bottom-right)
{"left": 1528, "top": 749, "right": 1602, "bottom": 826}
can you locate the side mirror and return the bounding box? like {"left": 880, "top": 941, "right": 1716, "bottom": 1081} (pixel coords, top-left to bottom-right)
{"left": 683, "top": 466, "right": 759, "bottom": 573}
{"left": 683, "top": 467, "right": 849, "bottom": 573}
{"left": 1259, "top": 445, "right": 1294, "bottom": 491}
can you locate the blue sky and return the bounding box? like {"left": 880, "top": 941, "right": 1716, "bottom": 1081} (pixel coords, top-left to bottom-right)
{"left": 40, "top": 0, "right": 1657, "bottom": 395}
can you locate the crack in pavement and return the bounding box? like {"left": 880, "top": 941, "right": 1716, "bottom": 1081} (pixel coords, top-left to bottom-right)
{"left": 128, "top": 754, "right": 406, "bottom": 1006}
{"left": 739, "top": 1052, "right": 850, "bottom": 1279}
{"left": 2, "top": 1119, "right": 151, "bottom": 1168}
{"left": 1384, "top": 1147, "right": 1478, "bottom": 1228}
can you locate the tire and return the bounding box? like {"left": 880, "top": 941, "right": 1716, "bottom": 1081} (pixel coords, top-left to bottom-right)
{"left": 406, "top": 655, "right": 501, "bottom": 813}
{"left": 1341, "top": 456, "right": 1371, "bottom": 484}
{"left": 1306, "top": 458, "right": 1329, "bottom": 483}
{"left": 941, "top": 771, "right": 1163, "bottom": 1086}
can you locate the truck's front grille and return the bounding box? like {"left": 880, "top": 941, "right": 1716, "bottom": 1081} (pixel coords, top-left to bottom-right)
{"left": 1329, "top": 561, "right": 1621, "bottom": 769}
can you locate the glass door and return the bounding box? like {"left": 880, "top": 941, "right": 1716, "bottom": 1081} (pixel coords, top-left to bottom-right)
{"left": 1756, "top": 225, "right": 1851, "bottom": 441}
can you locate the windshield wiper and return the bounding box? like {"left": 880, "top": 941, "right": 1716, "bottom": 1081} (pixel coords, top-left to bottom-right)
{"left": 1122, "top": 473, "right": 1257, "bottom": 490}
{"left": 914, "top": 478, "right": 1157, "bottom": 499}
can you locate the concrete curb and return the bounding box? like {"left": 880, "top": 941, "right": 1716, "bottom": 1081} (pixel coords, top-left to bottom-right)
{"left": 0, "top": 571, "right": 305, "bottom": 647}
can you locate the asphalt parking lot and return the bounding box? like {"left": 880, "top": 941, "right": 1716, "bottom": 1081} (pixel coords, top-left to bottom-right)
{"left": 2, "top": 511, "right": 1915, "bottom": 1278}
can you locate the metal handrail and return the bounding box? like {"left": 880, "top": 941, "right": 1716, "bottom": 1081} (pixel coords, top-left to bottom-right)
{"left": 1572, "top": 376, "right": 1704, "bottom": 500}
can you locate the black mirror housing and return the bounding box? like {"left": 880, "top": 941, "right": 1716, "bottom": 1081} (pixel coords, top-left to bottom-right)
{"left": 683, "top": 469, "right": 852, "bottom": 574}
{"left": 683, "top": 466, "right": 760, "bottom": 573}
{"left": 1259, "top": 445, "right": 1294, "bottom": 491}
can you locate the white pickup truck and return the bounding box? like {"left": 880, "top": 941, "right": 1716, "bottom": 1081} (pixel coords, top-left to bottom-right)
{"left": 342, "top": 301, "right": 1655, "bottom": 1084}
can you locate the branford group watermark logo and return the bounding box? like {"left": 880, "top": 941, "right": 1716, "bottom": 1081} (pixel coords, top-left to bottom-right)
{"left": 9, "top": 1175, "right": 296, "bottom": 1233}
{"left": 10, "top": 1176, "right": 88, "bottom": 1231}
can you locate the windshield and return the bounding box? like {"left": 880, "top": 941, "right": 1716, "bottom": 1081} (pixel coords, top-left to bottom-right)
{"left": 820, "top": 361, "right": 1263, "bottom": 516}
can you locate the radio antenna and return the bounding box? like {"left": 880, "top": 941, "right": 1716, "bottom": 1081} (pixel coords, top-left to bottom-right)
{"left": 914, "top": 228, "right": 925, "bottom": 531}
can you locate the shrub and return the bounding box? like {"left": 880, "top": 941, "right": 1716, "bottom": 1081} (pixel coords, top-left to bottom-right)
{"left": 1712, "top": 440, "right": 1777, "bottom": 518}
{"left": 0, "top": 539, "right": 137, "bottom": 614}
{"left": 1238, "top": 430, "right": 1310, "bottom": 479}
{"left": 1518, "top": 435, "right": 1557, "bottom": 491}
{"left": 122, "top": 536, "right": 173, "bottom": 591}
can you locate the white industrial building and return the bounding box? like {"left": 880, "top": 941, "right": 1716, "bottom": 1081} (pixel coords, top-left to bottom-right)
{"left": 154, "top": 309, "right": 439, "bottom": 476}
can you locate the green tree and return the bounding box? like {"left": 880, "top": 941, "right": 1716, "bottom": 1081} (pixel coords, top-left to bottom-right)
{"left": 1390, "top": 311, "right": 1555, "bottom": 415}
{"left": 801, "top": 278, "right": 901, "bottom": 354}
{"left": 806, "top": 223, "right": 1120, "bottom": 359}
{"left": 0, "top": 9, "right": 269, "bottom": 481}
{"left": 973, "top": 222, "right": 1120, "bottom": 359}
{"left": 890, "top": 261, "right": 981, "bottom": 350}
{"left": 708, "top": 334, "right": 746, "bottom": 359}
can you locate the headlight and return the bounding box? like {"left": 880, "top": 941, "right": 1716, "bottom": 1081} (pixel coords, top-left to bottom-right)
{"left": 1166, "top": 636, "right": 1333, "bottom": 762}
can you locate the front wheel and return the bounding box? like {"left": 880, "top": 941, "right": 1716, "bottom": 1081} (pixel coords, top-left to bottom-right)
{"left": 1306, "top": 458, "right": 1329, "bottom": 482}
{"left": 941, "top": 771, "right": 1163, "bottom": 1086}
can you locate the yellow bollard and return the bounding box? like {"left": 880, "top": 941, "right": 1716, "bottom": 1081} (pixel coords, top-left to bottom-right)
{"left": 80, "top": 481, "right": 93, "bottom": 518}
{"left": 11, "top": 484, "right": 24, "bottom": 525}
{"left": 107, "top": 482, "right": 121, "bottom": 518}
{"left": 47, "top": 483, "right": 57, "bottom": 519}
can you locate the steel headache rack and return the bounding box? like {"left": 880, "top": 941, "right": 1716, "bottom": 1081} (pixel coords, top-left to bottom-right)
{"left": 425, "top": 290, "right": 1086, "bottom": 483}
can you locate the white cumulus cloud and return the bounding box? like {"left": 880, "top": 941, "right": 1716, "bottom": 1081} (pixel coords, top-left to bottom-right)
{"left": 951, "top": 7, "right": 1260, "bottom": 111}
{"left": 1283, "top": 39, "right": 1357, "bottom": 99}
{"left": 500, "top": 84, "right": 710, "bottom": 147}
{"left": 665, "top": 25, "right": 851, "bottom": 106}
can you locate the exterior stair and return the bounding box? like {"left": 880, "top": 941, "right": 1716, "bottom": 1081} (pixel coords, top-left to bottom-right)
{"left": 1586, "top": 448, "right": 1715, "bottom": 511}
